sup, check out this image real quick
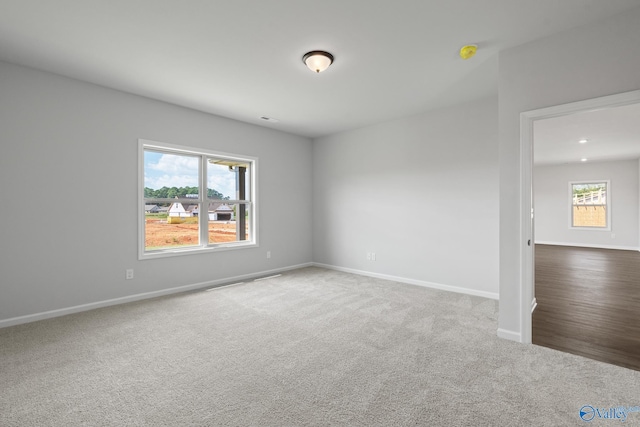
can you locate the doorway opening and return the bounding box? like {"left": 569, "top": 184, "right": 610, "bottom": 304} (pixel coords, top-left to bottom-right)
{"left": 520, "top": 90, "right": 640, "bottom": 364}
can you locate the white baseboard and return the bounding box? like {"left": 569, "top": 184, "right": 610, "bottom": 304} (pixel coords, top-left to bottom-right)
{"left": 535, "top": 241, "right": 639, "bottom": 251}
{"left": 312, "top": 262, "right": 499, "bottom": 300}
{"left": 0, "top": 262, "right": 313, "bottom": 329}
{"left": 497, "top": 328, "right": 521, "bottom": 342}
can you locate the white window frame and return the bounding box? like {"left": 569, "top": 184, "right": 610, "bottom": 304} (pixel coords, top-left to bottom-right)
{"left": 568, "top": 180, "right": 611, "bottom": 231}
{"left": 138, "top": 139, "right": 258, "bottom": 260}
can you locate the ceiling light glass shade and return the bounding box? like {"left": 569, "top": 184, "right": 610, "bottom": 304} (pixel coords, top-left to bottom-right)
{"left": 302, "top": 51, "right": 334, "bottom": 73}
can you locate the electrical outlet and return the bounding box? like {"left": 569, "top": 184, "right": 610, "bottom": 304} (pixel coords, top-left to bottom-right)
{"left": 366, "top": 252, "right": 371, "bottom": 261}
{"left": 371, "top": 252, "right": 376, "bottom": 261}
{"left": 611, "top": 233, "right": 616, "bottom": 239}
{"left": 126, "top": 269, "right": 134, "bottom": 280}
{"left": 267, "top": 251, "right": 271, "bottom": 259}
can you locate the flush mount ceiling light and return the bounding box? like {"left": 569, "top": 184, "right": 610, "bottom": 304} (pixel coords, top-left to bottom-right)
{"left": 579, "top": 139, "right": 588, "bottom": 144}
{"left": 302, "top": 51, "right": 334, "bottom": 73}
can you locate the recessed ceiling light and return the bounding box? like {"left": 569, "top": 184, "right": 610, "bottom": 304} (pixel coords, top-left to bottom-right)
{"left": 260, "top": 116, "right": 279, "bottom": 123}
{"left": 578, "top": 139, "right": 588, "bottom": 144}
{"left": 581, "top": 158, "right": 588, "bottom": 162}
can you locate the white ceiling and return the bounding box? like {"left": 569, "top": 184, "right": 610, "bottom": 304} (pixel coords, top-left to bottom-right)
{"left": 1, "top": 1, "right": 639, "bottom": 138}
{"left": 534, "top": 103, "right": 640, "bottom": 166}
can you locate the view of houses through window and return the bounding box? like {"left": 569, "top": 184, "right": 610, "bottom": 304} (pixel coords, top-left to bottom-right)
{"left": 141, "top": 141, "right": 255, "bottom": 257}
{"left": 571, "top": 181, "right": 609, "bottom": 228}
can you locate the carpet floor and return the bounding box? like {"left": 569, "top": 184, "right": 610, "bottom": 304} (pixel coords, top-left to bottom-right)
{"left": 1, "top": 267, "right": 639, "bottom": 426}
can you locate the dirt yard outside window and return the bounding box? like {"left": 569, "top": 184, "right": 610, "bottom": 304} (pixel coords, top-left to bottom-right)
{"left": 145, "top": 217, "right": 249, "bottom": 249}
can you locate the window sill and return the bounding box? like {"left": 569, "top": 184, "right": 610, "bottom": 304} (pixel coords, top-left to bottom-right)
{"left": 569, "top": 226, "right": 611, "bottom": 232}
{"left": 139, "top": 241, "right": 258, "bottom": 260}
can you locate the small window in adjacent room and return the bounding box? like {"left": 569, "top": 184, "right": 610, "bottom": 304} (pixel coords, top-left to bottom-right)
{"left": 570, "top": 181, "right": 610, "bottom": 229}
{"left": 139, "top": 139, "right": 257, "bottom": 259}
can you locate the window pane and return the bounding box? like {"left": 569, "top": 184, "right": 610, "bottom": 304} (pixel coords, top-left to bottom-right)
{"left": 572, "top": 182, "right": 607, "bottom": 228}
{"left": 144, "top": 203, "right": 199, "bottom": 250}
{"left": 144, "top": 150, "right": 200, "bottom": 198}
{"left": 207, "top": 158, "right": 250, "bottom": 201}
{"left": 207, "top": 203, "right": 251, "bottom": 244}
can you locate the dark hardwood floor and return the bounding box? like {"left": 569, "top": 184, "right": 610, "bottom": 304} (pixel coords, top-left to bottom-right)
{"left": 533, "top": 244, "right": 640, "bottom": 371}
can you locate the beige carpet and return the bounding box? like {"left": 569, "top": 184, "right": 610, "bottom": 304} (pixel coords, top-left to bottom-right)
{"left": 1, "top": 267, "right": 639, "bottom": 426}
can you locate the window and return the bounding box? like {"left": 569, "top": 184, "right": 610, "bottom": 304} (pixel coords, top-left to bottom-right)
{"left": 139, "top": 139, "right": 257, "bottom": 259}
{"left": 570, "top": 181, "right": 610, "bottom": 229}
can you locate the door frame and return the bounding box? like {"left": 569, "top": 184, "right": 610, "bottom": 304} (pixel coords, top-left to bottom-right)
{"left": 519, "top": 89, "right": 640, "bottom": 344}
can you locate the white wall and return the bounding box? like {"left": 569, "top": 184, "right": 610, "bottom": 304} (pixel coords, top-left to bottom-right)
{"left": 0, "top": 61, "right": 313, "bottom": 324}
{"left": 534, "top": 160, "right": 639, "bottom": 249}
{"left": 313, "top": 96, "right": 499, "bottom": 298}
{"left": 499, "top": 6, "right": 640, "bottom": 339}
